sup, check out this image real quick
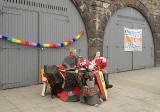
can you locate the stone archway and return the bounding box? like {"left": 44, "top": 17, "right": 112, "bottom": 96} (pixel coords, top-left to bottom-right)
{"left": 103, "top": 7, "right": 154, "bottom": 73}
{"left": 71, "top": 0, "right": 158, "bottom": 66}
{"left": 104, "top": 0, "right": 156, "bottom": 66}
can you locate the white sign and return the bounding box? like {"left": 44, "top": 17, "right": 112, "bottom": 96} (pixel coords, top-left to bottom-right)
{"left": 124, "top": 27, "right": 142, "bottom": 51}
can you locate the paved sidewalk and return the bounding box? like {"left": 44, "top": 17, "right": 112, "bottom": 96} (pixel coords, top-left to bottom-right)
{"left": 0, "top": 67, "right": 160, "bottom": 112}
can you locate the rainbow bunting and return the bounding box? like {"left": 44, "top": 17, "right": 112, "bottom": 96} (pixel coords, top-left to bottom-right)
{"left": 0, "top": 35, "right": 2, "bottom": 39}
{"left": 0, "top": 31, "right": 85, "bottom": 48}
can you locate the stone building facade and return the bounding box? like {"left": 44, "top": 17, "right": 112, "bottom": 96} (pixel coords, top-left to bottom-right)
{"left": 71, "top": 0, "right": 160, "bottom": 66}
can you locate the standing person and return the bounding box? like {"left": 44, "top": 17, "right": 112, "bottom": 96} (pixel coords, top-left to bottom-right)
{"left": 62, "top": 48, "right": 79, "bottom": 69}
{"left": 90, "top": 51, "right": 113, "bottom": 89}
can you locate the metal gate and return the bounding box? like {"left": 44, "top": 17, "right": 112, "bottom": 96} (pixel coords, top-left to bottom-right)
{"left": 103, "top": 7, "right": 154, "bottom": 73}
{"left": 0, "top": 8, "right": 39, "bottom": 89}
{"left": 39, "top": 0, "right": 88, "bottom": 74}
{"left": 0, "top": 0, "right": 87, "bottom": 89}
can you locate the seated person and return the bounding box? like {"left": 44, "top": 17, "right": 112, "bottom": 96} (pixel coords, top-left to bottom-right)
{"left": 62, "top": 48, "right": 79, "bottom": 69}
{"left": 90, "top": 51, "right": 113, "bottom": 89}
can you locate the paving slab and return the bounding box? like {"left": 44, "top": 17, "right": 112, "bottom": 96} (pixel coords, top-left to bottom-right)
{"left": 0, "top": 67, "right": 160, "bottom": 112}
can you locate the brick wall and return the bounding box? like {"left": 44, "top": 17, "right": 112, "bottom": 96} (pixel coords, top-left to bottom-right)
{"left": 71, "top": 0, "right": 160, "bottom": 66}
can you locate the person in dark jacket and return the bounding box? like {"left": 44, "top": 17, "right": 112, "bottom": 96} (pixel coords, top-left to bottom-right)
{"left": 62, "top": 48, "right": 79, "bottom": 68}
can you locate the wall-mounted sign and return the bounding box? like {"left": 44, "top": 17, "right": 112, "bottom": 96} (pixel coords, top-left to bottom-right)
{"left": 124, "top": 27, "right": 142, "bottom": 51}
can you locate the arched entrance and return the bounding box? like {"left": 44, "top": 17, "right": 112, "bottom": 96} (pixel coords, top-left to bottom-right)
{"left": 103, "top": 7, "right": 154, "bottom": 73}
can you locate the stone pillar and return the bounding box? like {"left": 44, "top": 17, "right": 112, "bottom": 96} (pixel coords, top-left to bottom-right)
{"left": 71, "top": 0, "right": 160, "bottom": 65}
